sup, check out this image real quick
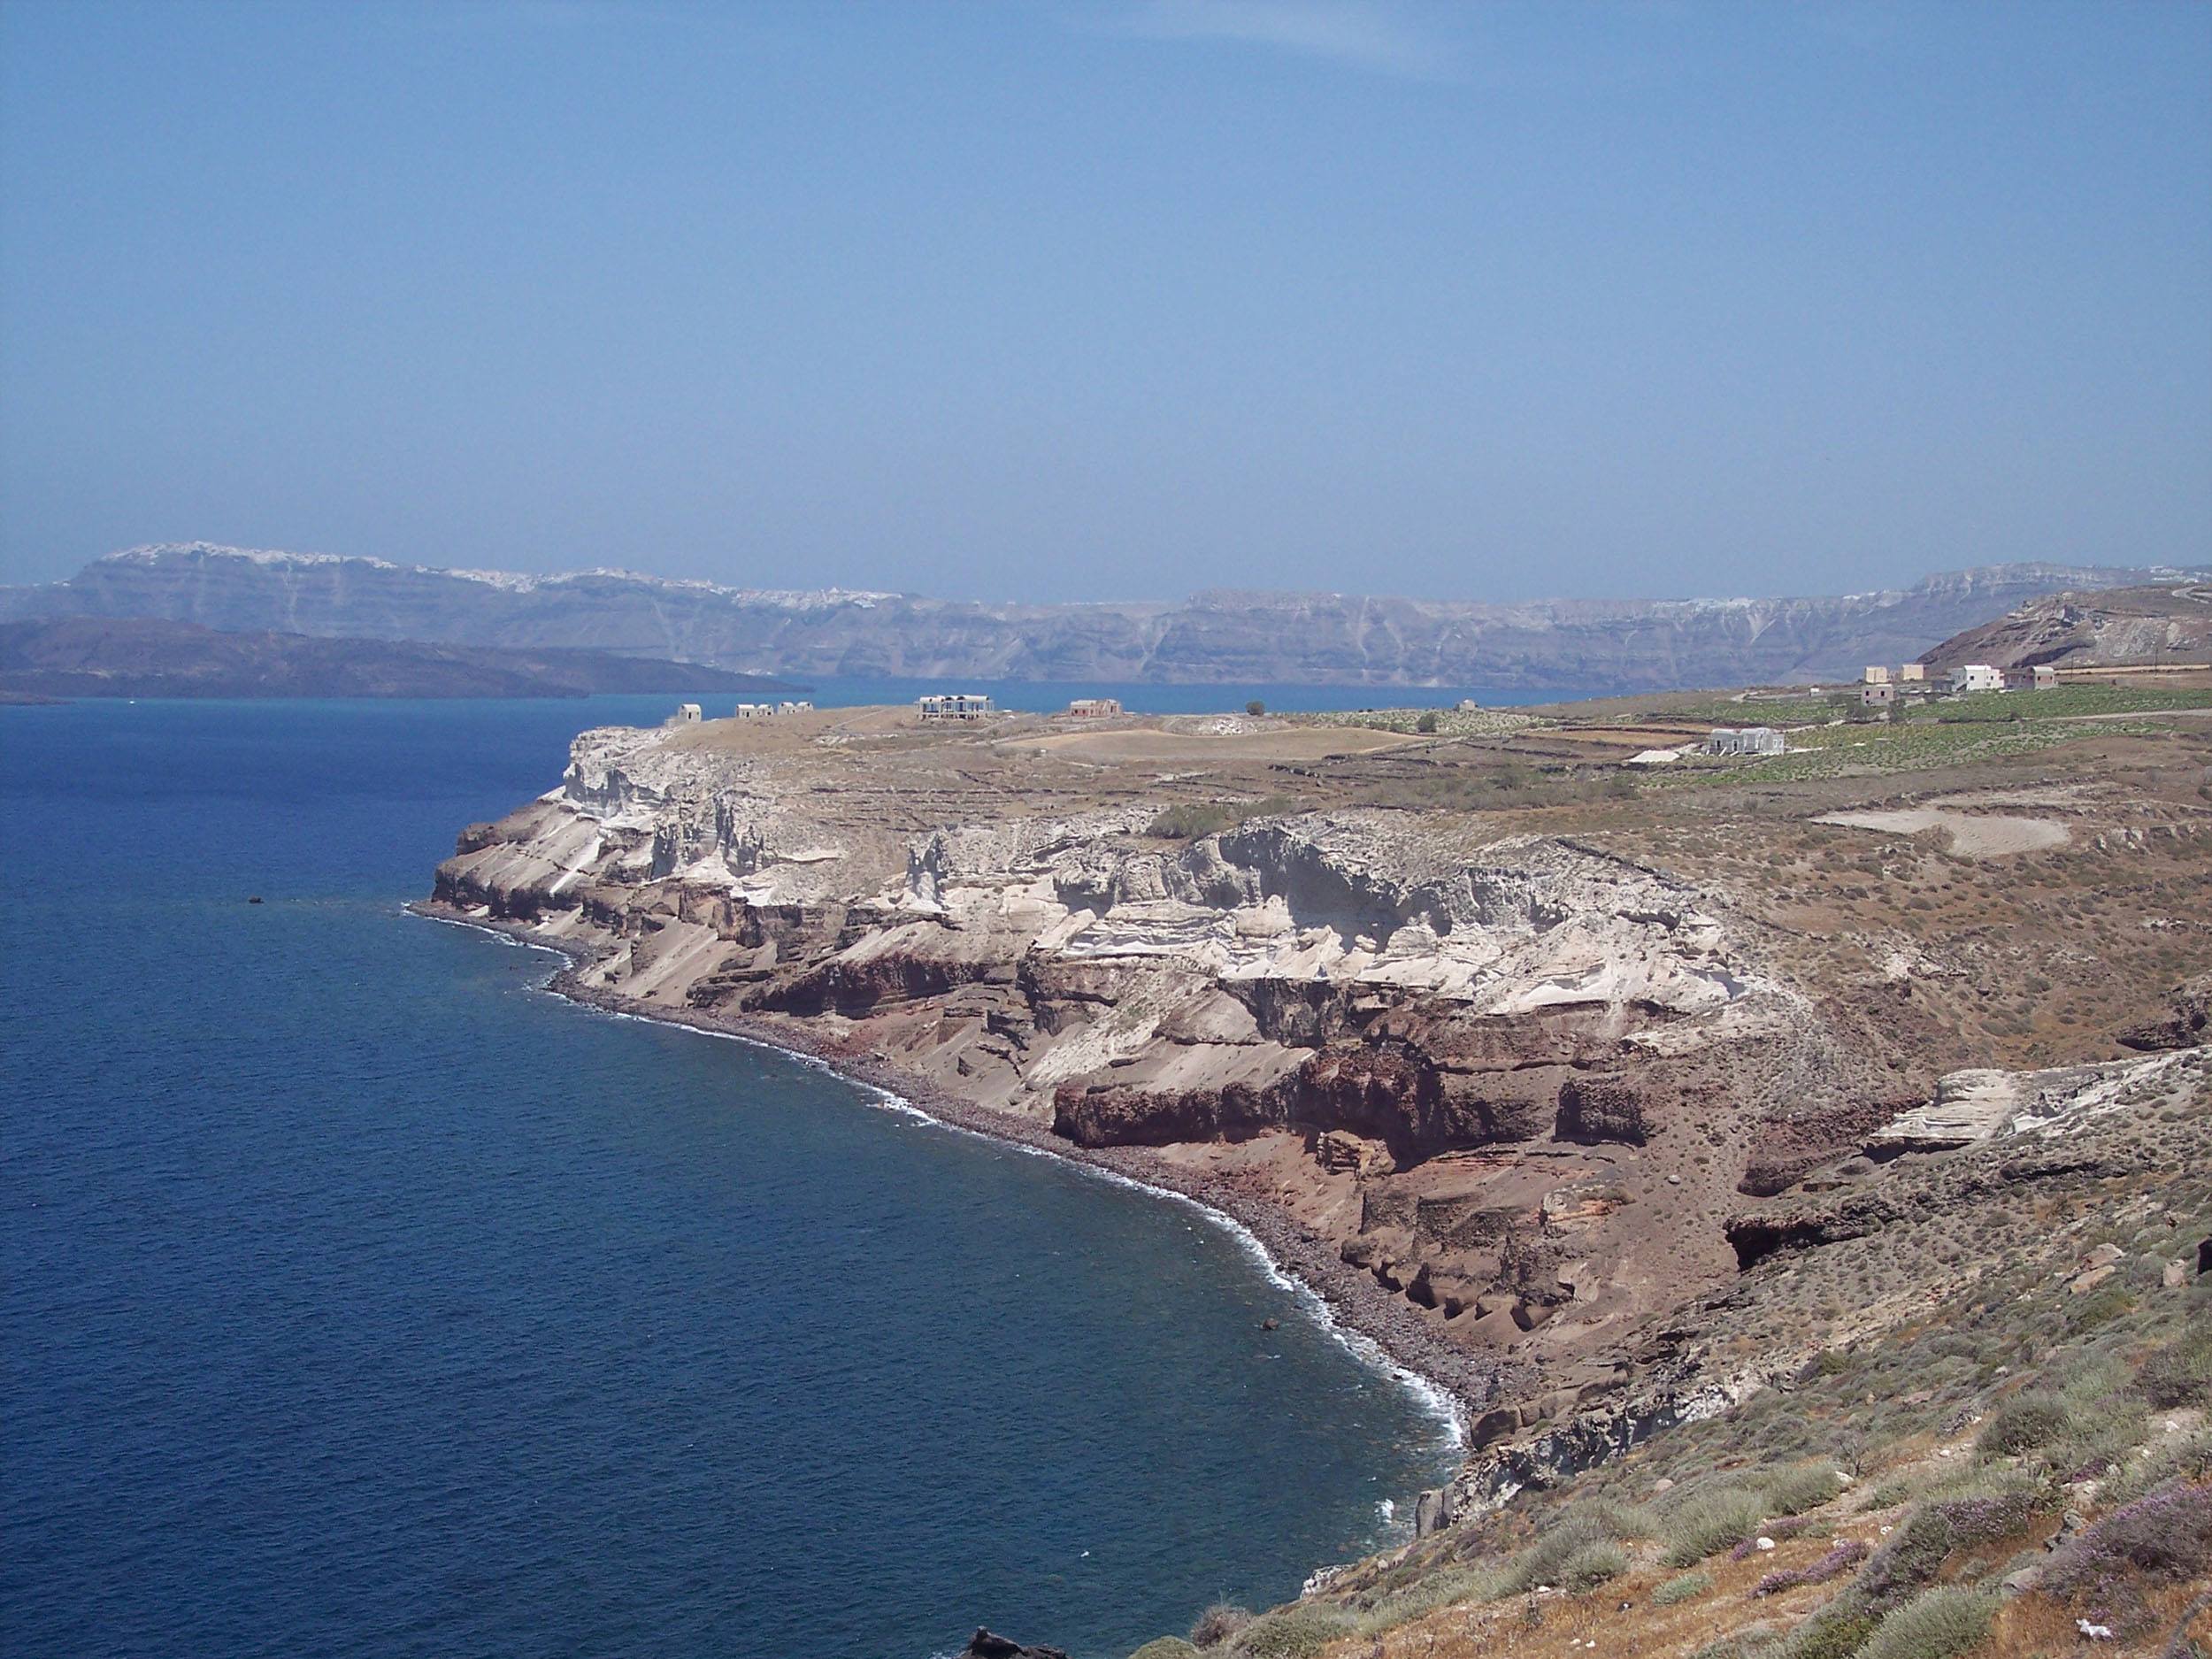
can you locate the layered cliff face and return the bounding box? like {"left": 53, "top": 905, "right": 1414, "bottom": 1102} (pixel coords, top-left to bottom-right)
{"left": 429, "top": 708, "right": 1951, "bottom": 1425}
{"left": 13, "top": 541, "right": 2208, "bottom": 689}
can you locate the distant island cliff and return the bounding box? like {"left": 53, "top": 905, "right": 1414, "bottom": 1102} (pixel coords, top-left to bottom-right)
{"left": 7, "top": 542, "right": 2207, "bottom": 691}
{"left": 0, "top": 616, "right": 796, "bottom": 700}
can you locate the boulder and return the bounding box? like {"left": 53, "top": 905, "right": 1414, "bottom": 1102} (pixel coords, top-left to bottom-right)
{"left": 1554, "top": 1074, "right": 1649, "bottom": 1145}
{"left": 2116, "top": 972, "right": 2212, "bottom": 1051}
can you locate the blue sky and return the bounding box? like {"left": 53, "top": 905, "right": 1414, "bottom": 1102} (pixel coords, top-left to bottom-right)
{"left": 2, "top": 1, "right": 2208, "bottom": 601}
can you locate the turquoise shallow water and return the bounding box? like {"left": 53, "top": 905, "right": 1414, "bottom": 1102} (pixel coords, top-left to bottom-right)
{"left": 0, "top": 695, "right": 1474, "bottom": 1659}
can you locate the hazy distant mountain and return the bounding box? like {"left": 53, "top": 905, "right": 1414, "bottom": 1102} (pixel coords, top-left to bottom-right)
{"left": 0, "top": 616, "right": 795, "bottom": 700}
{"left": 4, "top": 542, "right": 2205, "bottom": 691}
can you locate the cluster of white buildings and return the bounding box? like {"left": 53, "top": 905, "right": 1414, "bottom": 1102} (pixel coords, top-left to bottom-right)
{"left": 1859, "top": 660, "right": 2055, "bottom": 709}
{"left": 672, "top": 700, "right": 813, "bottom": 725}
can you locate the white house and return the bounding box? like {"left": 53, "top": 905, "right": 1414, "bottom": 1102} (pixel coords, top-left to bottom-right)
{"left": 1067, "top": 697, "right": 1121, "bottom": 718}
{"left": 1706, "top": 726, "right": 1786, "bottom": 757}
{"left": 1951, "top": 664, "right": 2005, "bottom": 694}
{"left": 674, "top": 703, "right": 702, "bottom": 723}
{"left": 1863, "top": 665, "right": 1892, "bottom": 685}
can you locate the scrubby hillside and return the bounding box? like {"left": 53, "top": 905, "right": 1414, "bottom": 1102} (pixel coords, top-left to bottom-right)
{"left": 1154, "top": 1237, "right": 2208, "bottom": 1659}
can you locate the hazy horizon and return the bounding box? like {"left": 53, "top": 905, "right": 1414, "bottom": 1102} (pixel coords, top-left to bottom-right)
{"left": 4, "top": 2, "right": 2209, "bottom": 603}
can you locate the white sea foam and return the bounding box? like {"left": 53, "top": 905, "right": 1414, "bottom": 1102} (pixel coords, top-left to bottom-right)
{"left": 410, "top": 905, "right": 1470, "bottom": 1462}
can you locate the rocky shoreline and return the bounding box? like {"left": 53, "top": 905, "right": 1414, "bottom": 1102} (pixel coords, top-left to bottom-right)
{"left": 406, "top": 897, "right": 1494, "bottom": 1429}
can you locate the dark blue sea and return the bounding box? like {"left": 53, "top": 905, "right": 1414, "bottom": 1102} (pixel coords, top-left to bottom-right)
{"left": 0, "top": 689, "right": 1525, "bottom": 1659}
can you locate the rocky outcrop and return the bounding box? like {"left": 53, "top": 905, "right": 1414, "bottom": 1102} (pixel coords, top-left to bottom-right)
{"left": 1918, "top": 581, "right": 2212, "bottom": 674}
{"left": 1863, "top": 1050, "right": 2204, "bottom": 1155}
{"left": 961, "top": 1629, "right": 1071, "bottom": 1659}
{"left": 1728, "top": 1048, "right": 2210, "bottom": 1270}
{"left": 2118, "top": 972, "right": 2212, "bottom": 1052}
{"left": 1726, "top": 1194, "right": 1906, "bottom": 1271}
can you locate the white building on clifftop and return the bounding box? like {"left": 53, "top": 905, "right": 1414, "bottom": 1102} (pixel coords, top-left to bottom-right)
{"left": 918, "top": 693, "right": 995, "bottom": 722}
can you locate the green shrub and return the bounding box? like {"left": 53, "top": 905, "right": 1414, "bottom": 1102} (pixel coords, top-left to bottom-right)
{"left": 1855, "top": 1586, "right": 1993, "bottom": 1659}
{"left": 2101, "top": 1427, "right": 2212, "bottom": 1507}
{"left": 1694, "top": 1626, "right": 1787, "bottom": 1659}
{"left": 1228, "top": 1606, "right": 1354, "bottom": 1659}
{"left": 1783, "top": 1603, "right": 1879, "bottom": 1659}
{"left": 1497, "top": 1517, "right": 1606, "bottom": 1594}
{"left": 1856, "top": 1488, "right": 2036, "bottom": 1610}
{"left": 1653, "top": 1571, "right": 1712, "bottom": 1606}
{"left": 1131, "top": 1642, "right": 1202, "bottom": 1659}
{"left": 1976, "top": 1394, "right": 2070, "bottom": 1456}
{"left": 1148, "top": 803, "right": 1241, "bottom": 840}
{"left": 2044, "top": 1478, "right": 2212, "bottom": 1601}
{"left": 1555, "top": 1540, "right": 1627, "bottom": 1593}
{"left": 2139, "top": 1325, "right": 2212, "bottom": 1409}
{"left": 1661, "top": 1488, "right": 1770, "bottom": 1568}
{"left": 2053, "top": 1350, "right": 2131, "bottom": 1408}
{"left": 1868, "top": 1472, "right": 1922, "bottom": 1509}
{"left": 1582, "top": 1497, "right": 1659, "bottom": 1540}
{"left": 1145, "top": 797, "right": 1294, "bottom": 841}
{"left": 2068, "top": 1285, "right": 2134, "bottom": 1332}
{"left": 1764, "top": 1463, "right": 1847, "bottom": 1516}
{"left": 1349, "top": 1563, "right": 1513, "bottom": 1632}
{"left": 2045, "top": 1396, "right": 2150, "bottom": 1481}
{"left": 1187, "top": 1602, "right": 1249, "bottom": 1647}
